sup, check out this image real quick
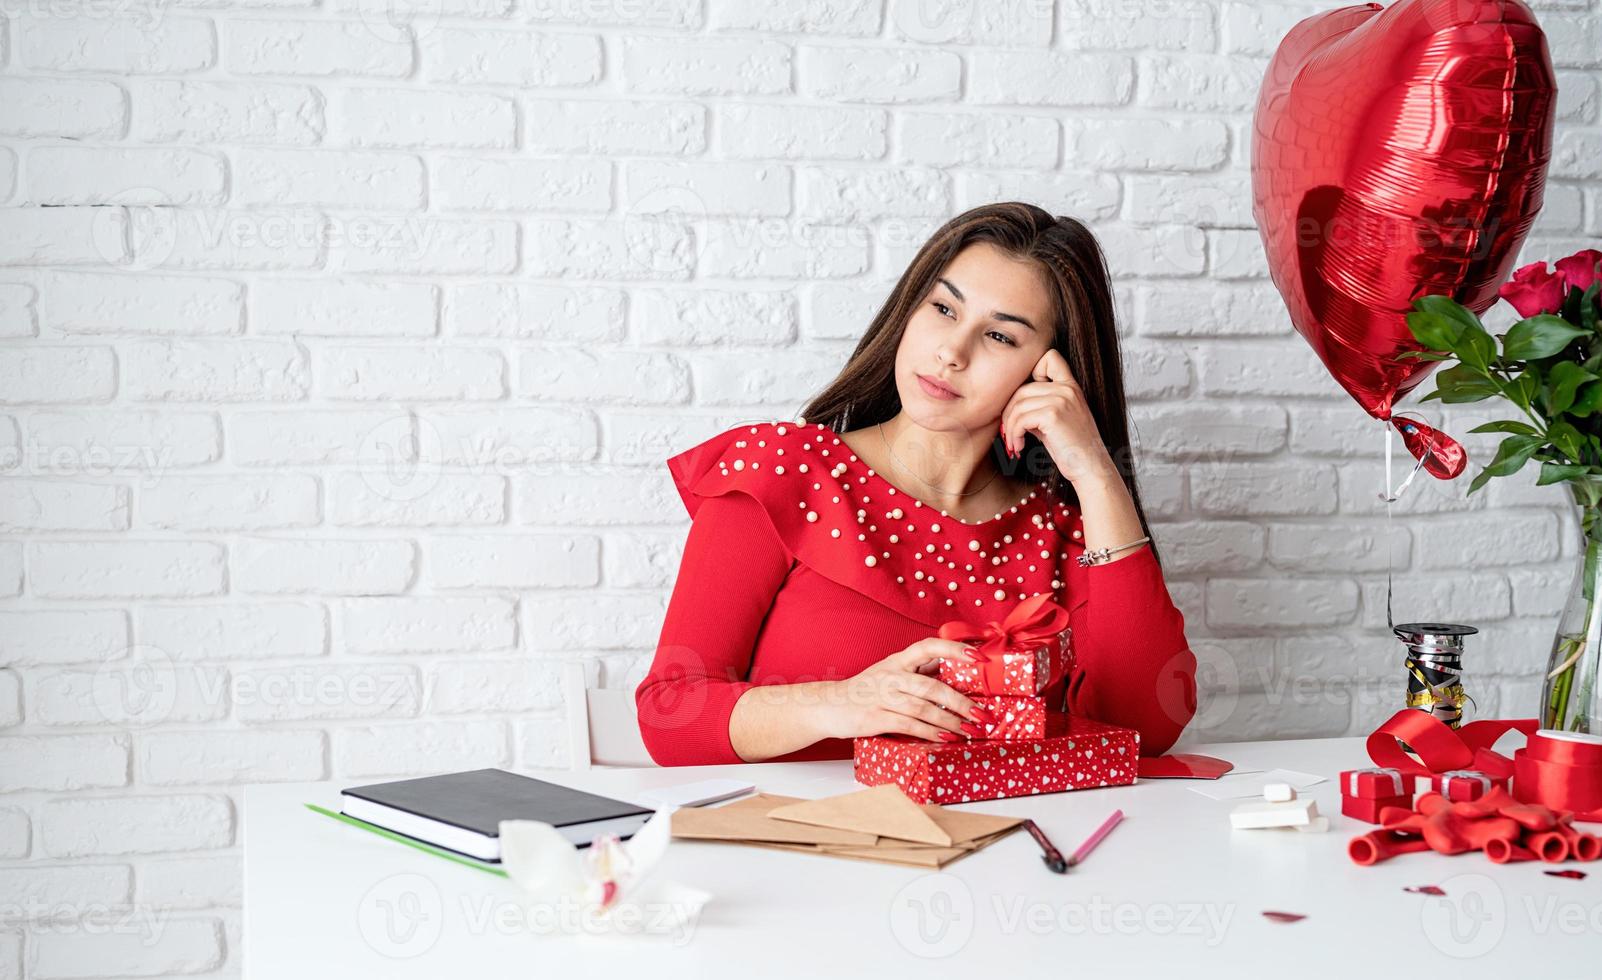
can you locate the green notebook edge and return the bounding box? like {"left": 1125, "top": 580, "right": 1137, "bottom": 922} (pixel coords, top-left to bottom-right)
{"left": 303, "top": 802, "right": 510, "bottom": 878}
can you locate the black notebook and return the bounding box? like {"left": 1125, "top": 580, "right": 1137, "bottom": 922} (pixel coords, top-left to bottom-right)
{"left": 340, "top": 768, "right": 654, "bottom": 862}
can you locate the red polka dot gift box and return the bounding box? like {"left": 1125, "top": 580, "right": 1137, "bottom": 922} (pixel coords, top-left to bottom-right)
{"left": 853, "top": 713, "right": 1140, "bottom": 805}
{"left": 969, "top": 694, "right": 1048, "bottom": 740}
{"left": 936, "top": 631, "right": 1072, "bottom": 699}
{"left": 935, "top": 592, "right": 1075, "bottom": 698}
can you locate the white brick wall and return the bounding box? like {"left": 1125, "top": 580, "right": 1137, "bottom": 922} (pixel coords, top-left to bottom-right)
{"left": 0, "top": 0, "right": 1599, "bottom": 975}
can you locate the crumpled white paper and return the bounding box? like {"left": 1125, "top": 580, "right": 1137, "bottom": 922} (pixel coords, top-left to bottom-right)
{"left": 498, "top": 808, "right": 710, "bottom": 937}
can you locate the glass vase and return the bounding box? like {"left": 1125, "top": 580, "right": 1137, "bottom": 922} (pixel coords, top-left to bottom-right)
{"left": 1541, "top": 476, "right": 1602, "bottom": 733}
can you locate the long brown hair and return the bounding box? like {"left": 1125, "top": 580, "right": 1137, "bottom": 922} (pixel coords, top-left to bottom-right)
{"left": 798, "top": 202, "right": 1162, "bottom": 568}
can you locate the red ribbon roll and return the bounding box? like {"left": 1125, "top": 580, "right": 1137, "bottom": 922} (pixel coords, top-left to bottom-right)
{"left": 1513, "top": 730, "right": 1602, "bottom": 818}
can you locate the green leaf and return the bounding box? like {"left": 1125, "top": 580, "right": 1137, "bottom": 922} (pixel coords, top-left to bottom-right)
{"left": 1584, "top": 282, "right": 1600, "bottom": 334}
{"left": 1431, "top": 363, "right": 1500, "bottom": 403}
{"left": 1548, "top": 361, "right": 1596, "bottom": 416}
{"left": 1504, "top": 314, "right": 1589, "bottom": 360}
{"left": 1539, "top": 462, "right": 1591, "bottom": 486}
{"left": 1548, "top": 420, "right": 1586, "bottom": 462}
{"left": 1504, "top": 370, "right": 1540, "bottom": 412}
{"left": 1459, "top": 327, "right": 1496, "bottom": 373}
{"left": 1395, "top": 350, "right": 1454, "bottom": 362}
{"left": 1467, "top": 420, "right": 1541, "bottom": 437}
{"left": 1544, "top": 419, "right": 1582, "bottom": 464}
{"left": 1414, "top": 294, "right": 1483, "bottom": 333}
{"left": 1468, "top": 466, "right": 1495, "bottom": 494}
{"left": 1405, "top": 310, "right": 1466, "bottom": 353}
{"left": 1482, "top": 433, "right": 1542, "bottom": 478}
{"left": 1573, "top": 381, "right": 1602, "bottom": 418}
{"left": 1409, "top": 297, "right": 1494, "bottom": 371}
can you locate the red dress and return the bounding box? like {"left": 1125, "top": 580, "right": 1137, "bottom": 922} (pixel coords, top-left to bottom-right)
{"left": 635, "top": 420, "right": 1197, "bottom": 766}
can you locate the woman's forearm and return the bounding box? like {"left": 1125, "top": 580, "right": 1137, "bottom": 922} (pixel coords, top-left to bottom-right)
{"left": 727, "top": 681, "right": 838, "bottom": 762}
{"left": 1074, "top": 464, "right": 1147, "bottom": 560}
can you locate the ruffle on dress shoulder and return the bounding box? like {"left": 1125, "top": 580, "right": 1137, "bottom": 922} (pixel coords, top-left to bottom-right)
{"left": 667, "top": 419, "right": 1088, "bottom": 630}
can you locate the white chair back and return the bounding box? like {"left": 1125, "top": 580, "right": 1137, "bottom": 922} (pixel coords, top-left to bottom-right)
{"left": 562, "top": 660, "right": 656, "bottom": 769}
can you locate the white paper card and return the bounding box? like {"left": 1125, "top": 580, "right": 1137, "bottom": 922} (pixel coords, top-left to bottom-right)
{"left": 637, "top": 778, "right": 756, "bottom": 810}
{"left": 1188, "top": 768, "right": 1327, "bottom": 801}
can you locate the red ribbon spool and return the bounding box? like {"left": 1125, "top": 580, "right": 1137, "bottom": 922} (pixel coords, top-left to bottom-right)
{"left": 1513, "top": 731, "right": 1602, "bottom": 818}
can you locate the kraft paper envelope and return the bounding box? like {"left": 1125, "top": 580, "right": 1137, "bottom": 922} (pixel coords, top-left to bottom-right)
{"left": 671, "top": 787, "right": 1025, "bottom": 869}
{"left": 738, "top": 824, "right": 1021, "bottom": 869}
{"left": 722, "top": 789, "right": 1022, "bottom": 846}
{"left": 671, "top": 800, "right": 878, "bottom": 847}
{"left": 744, "top": 839, "right": 969, "bottom": 868}
{"left": 818, "top": 844, "right": 974, "bottom": 868}
{"left": 767, "top": 784, "right": 953, "bottom": 846}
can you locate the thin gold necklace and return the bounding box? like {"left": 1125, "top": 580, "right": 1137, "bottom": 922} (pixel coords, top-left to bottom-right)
{"left": 878, "top": 422, "right": 1000, "bottom": 499}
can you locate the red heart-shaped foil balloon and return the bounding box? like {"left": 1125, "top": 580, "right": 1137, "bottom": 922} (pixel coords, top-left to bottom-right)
{"left": 1252, "top": 0, "right": 1556, "bottom": 471}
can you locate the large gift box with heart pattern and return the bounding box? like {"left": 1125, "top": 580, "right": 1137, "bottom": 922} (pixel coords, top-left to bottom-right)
{"left": 853, "top": 712, "right": 1140, "bottom": 804}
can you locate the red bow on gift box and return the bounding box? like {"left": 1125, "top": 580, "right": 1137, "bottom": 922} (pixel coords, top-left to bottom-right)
{"left": 936, "top": 593, "right": 1071, "bottom": 690}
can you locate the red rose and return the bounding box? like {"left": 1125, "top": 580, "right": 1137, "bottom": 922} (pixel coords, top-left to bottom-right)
{"left": 1499, "top": 261, "right": 1567, "bottom": 317}
{"left": 1554, "top": 248, "right": 1602, "bottom": 294}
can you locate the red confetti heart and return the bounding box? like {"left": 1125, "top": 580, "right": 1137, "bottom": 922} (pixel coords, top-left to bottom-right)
{"left": 1545, "top": 869, "right": 1588, "bottom": 880}
{"left": 1404, "top": 885, "right": 1445, "bottom": 896}
{"left": 1261, "top": 911, "right": 1306, "bottom": 923}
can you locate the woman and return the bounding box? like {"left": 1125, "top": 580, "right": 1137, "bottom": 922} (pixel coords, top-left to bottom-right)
{"left": 635, "top": 203, "right": 1196, "bottom": 766}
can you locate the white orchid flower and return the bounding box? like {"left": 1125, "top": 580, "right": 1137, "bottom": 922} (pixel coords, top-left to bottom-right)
{"left": 497, "top": 808, "right": 709, "bottom": 936}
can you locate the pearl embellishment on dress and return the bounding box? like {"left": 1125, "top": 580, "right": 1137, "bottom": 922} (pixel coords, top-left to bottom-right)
{"left": 707, "top": 422, "right": 1080, "bottom": 611}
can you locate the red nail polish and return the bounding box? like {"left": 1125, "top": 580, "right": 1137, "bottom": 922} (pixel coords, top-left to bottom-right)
{"left": 960, "top": 721, "right": 983, "bottom": 737}
{"left": 971, "top": 706, "right": 995, "bottom": 723}
{"left": 938, "top": 731, "right": 961, "bottom": 742}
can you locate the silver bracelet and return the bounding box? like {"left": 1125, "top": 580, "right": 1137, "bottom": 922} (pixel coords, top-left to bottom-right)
{"left": 1076, "top": 535, "right": 1151, "bottom": 567}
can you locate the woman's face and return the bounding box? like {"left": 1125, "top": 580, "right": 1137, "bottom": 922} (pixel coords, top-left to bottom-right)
{"left": 895, "top": 241, "right": 1057, "bottom": 433}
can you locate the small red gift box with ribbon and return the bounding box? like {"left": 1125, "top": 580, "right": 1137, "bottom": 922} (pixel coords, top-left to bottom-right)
{"left": 1339, "top": 766, "right": 1412, "bottom": 824}
{"left": 935, "top": 593, "right": 1073, "bottom": 698}
{"left": 1418, "top": 768, "right": 1507, "bottom": 803}
{"left": 970, "top": 694, "right": 1048, "bottom": 740}
{"left": 854, "top": 712, "right": 1138, "bottom": 804}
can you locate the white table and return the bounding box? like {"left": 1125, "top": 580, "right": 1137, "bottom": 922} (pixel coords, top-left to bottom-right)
{"left": 244, "top": 734, "right": 1596, "bottom": 977}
